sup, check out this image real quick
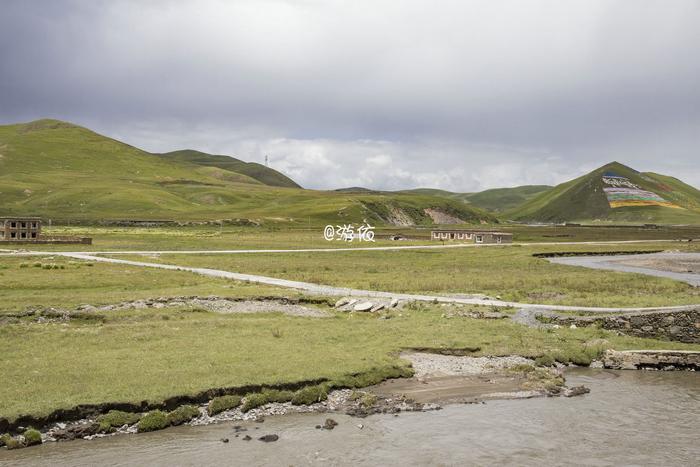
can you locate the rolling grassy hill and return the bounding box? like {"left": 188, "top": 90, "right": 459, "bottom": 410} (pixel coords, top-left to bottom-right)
{"left": 400, "top": 185, "right": 551, "bottom": 213}
{"left": 508, "top": 162, "right": 700, "bottom": 224}
{"left": 0, "top": 119, "right": 495, "bottom": 226}
{"left": 156, "top": 149, "right": 301, "bottom": 188}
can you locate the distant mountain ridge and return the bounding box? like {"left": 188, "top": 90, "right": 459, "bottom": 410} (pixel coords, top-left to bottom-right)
{"left": 0, "top": 119, "right": 496, "bottom": 226}
{"left": 508, "top": 162, "right": 700, "bottom": 224}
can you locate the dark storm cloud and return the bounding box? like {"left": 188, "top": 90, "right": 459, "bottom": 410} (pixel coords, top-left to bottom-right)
{"left": 1, "top": 0, "right": 699, "bottom": 190}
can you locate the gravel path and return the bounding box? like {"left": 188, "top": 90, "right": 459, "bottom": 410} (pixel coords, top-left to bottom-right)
{"left": 51, "top": 253, "right": 699, "bottom": 313}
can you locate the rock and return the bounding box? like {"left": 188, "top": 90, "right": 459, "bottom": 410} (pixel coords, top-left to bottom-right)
{"left": 242, "top": 435, "right": 252, "bottom": 441}
{"left": 52, "top": 422, "right": 101, "bottom": 441}
{"left": 315, "top": 425, "right": 322, "bottom": 429}
{"left": 354, "top": 302, "right": 374, "bottom": 312}
{"left": 334, "top": 298, "right": 350, "bottom": 308}
{"left": 220, "top": 438, "right": 229, "bottom": 443}
{"left": 370, "top": 303, "right": 385, "bottom": 312}
{"left": 258, "top": 434, "right": 279, "bottom": 442}
{"left": 389, "top": 298, "right": 399, "bottom": 308}
{"left": 323, "top": 418, "right": 338, "bottom": 430}
{"left": 563, "top": 385, "right": 590, "bottom": 397}
{"left": 569, "top": 324, "right": 577, "bottom": 329}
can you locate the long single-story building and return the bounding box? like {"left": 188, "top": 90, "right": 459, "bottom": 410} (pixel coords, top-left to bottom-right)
{"left": 431, "top": 229, "right": 513, "bottom": 244}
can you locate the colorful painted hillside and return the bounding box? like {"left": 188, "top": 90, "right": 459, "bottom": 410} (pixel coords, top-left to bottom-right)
{"left": 509, "top": 162, "right": 700, "bottom": 224}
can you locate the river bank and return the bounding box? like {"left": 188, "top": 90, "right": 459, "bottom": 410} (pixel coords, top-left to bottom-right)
{"left": 2, "top": 368, "right": 698, "bottom": 466}
{"left": 0, "top": 352, "right": 589, "bottom": 449}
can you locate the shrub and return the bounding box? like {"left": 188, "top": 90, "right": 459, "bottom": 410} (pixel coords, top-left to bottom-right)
{"left": 207, "top": 395, "right": 242, "bottom": 416}
{"left": 97, "top": 410, "right": 141, "bottom": 433}
{"left": 23, "top": 429, "right": 42, "bottom": 446}
{"left": 291, "top": 385, "right": 328, "bottom": 405}
{"left": 19, "top": 263, "right": 29, "bottom": 269}
{"left": 137, "top": 410, "right": 169, "bottom": 432}
{"left": 167, "top": 405, "right": 200, "bottom": 426}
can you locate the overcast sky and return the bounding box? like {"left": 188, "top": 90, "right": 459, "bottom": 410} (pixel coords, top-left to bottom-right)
{"left": 1, "top": 0, "right": 699, "bottom": 191}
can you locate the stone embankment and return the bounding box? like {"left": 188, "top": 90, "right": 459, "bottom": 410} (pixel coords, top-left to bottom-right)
{"left": 602, "top": 350, "right": 699, "bottom": 370}
{"left": 538, "top": 308, "right": 699, "bottom": 343}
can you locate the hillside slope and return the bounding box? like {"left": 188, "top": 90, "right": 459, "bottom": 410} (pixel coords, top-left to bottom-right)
{"left": 509, "top": 162, "right": 700, "bottom": 224}
{"left": 156, "top": 149, "right": 301, "bottom": 188}
{"left": 401, "top": 185, "right": 551, "bottom": 213}
{"left": 0, "top": 119, "right": 495, "bottom": 226}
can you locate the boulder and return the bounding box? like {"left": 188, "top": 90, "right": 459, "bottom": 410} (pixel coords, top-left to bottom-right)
{"left": 258, "top": 434, "right": 279, "bottom": 442}
{"left": 354, "top": 302, "right": 374, "bottom": 312}
{"left": 389, "top": 298, "right": 399, "bottom": 308}
{"left": 334, "top": 298, "right": 350, "bottom": 308}
{"left": 370, "top": 303, "right": 385, "bottom": 312}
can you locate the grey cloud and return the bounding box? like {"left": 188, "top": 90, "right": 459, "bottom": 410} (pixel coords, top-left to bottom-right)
{"left": 1, "top": 0, "right": 699, "bottom": 190}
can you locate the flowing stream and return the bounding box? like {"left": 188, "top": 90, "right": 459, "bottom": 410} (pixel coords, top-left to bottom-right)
{"left": 1, "top": 369, "right": 698, "bottom": 466}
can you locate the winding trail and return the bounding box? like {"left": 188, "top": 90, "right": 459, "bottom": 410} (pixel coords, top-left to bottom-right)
{"left": 55, "top": 252, "right": 698, "bottom": 313}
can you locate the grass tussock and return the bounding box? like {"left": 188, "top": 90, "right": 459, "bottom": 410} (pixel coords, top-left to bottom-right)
{"left": 137, "top": 410, "right": 169, "bottom": 433}
{"left": 166, "top": 405, "right": 200, "bottom": 426}
{"left": 207, "top": 395, "right": 242, "bottom": 416}
{"left": 97, "top": 410, "right": 141, "bottom": 433}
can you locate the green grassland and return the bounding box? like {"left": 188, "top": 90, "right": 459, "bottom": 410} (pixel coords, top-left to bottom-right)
{"left": 0, "top": 256, "right": 288, "bottom": 313}
{"left": 1, "top": 304, "right": 698, "bottom": 421}
{"left": 509, "top": 162, "right": 700, "bottom": 224}
{"left": 156, "top": 149, "right": 301, "bottom": 188}
{"left": 0, "top": 119, "right": 494, "bottom": 226}
{"left": 138, "top": 242, "right": 700, "bottom": 308}
{"left": 10, "top": 223, "right": 700, "bottom": 254}
{"left": 402, "top": 185, "right": 552, "bottom": 213}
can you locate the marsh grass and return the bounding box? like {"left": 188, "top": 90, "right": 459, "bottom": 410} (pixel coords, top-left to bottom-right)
{"left": 145, "top": 242, "right": 700, "bottom": 307}
{"left": 0, "top": 257, "right": 288, "bottom": 313}
{"left": 1, "top": 305, "right": 697, "bottom": 422}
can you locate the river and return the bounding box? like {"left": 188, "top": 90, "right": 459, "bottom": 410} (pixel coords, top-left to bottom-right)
{"left": 1, "top": 369, "right": 698, "bottom": 466}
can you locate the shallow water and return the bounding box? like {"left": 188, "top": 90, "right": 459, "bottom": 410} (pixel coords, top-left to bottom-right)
{"left": 548, "top": 252, "right": 700, "bottom": 287}
{"left": 2, "top": 369, "right": 698, "bottom": 466}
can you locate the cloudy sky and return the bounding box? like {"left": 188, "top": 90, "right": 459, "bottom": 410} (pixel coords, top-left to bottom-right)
{"left": 1, "top": 0, "right": 699, "bottom": 191}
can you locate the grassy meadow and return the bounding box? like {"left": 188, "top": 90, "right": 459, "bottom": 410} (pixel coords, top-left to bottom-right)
{"left": 2, "top": 304, "right": 698, "bottom": 422}
{"left": 123, "top": 242, "right": 700, "bottom": 308}
{"left": 0, "top": 256, "right": 288, "bottom": 313}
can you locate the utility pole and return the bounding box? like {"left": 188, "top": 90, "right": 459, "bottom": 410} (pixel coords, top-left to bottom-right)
{"left": 265, "top": 155, "right": 269, "bottom": 167}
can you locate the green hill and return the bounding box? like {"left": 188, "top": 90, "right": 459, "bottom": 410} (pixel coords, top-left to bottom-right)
{"left": 508, "top": 162, "right": 700, "bottom": 224}
{"left": 463, "top": 185, "right": 551, "bottom": 212}
{"left": 0, "top": 119, "right": 495, "bottom": 226}
{"left": 400, "top": 185, "right": 551, "bottom": 213}
{"left": 156, "top": 149, "right": 301, "bottom": 188}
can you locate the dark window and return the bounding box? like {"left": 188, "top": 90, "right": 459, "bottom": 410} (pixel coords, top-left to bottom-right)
{"left": 11, "top": 222, "right": 16, "bottom": 228}
{"left": 20, "top": 232, "right": 27, "bottom": 238}
{"left": 31, "top": 232, "right": 37, "bottom": 238}
{"left": 11, "top": 232, "right": 17, "bottom": 238}
{"left": 21, "top": 222, "right": 27, "bottom": 228}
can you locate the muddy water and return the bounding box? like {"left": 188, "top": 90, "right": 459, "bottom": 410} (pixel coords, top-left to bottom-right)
{"left": 2, "top": 369, "right": 698, "bottom": 467}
